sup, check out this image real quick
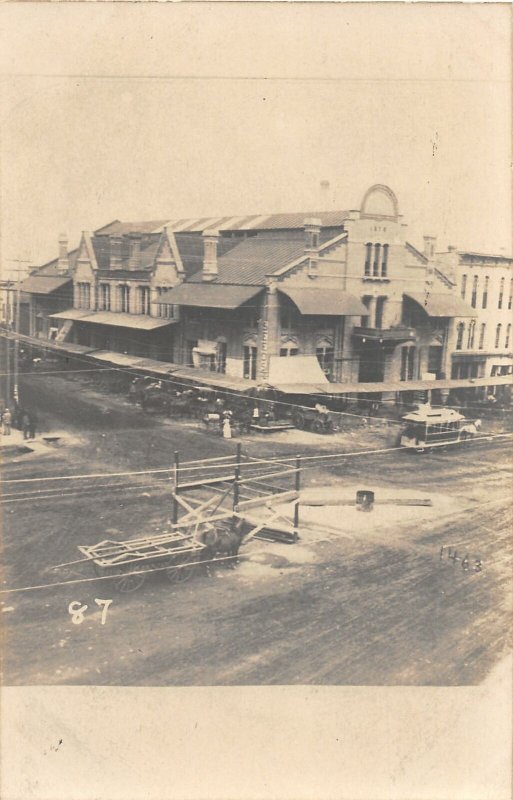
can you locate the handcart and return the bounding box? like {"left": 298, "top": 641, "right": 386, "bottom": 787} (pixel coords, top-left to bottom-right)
{"left": 77, "top": 530, "right": 207, "bottom": 593}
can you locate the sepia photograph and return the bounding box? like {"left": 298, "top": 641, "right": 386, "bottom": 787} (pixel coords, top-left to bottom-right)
{"left": 0, "top": 2, "right": 511, "bottom": 798}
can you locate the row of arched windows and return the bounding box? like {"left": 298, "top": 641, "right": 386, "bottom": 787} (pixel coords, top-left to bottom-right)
{"left": 455, "top": 321, "right": 511, "bottom": 351}
{"left": 461, "top": 274, "right": 512, "bottom": 310}
{"left": 364, "top": 243, "right": 388, "bottom": 278}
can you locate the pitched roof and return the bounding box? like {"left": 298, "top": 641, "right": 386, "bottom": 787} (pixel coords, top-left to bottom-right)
{"left": 159, "top": 210, "right": 349, "bottom": 233}
{"left": 94, "top": 220, "right": 170, "bottom": 236}
{"left": 188, "top": 238, "right": 306, "bottom": 285}
{"left": 20, "top": 275, "right": 72, "bottom": 294}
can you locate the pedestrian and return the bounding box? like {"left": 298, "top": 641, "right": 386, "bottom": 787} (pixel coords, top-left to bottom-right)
{"left": 222, "top": 410, "right": 233, "bottom": 439}
{"left": 2, "top": 407, "right": 12, "bottom": 436}
{"left": 21, "top": 411, "right": 31, "bottom": 440}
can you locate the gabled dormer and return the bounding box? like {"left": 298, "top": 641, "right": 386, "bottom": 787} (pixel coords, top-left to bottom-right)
{"left": 152, "top": 227, "right": 185, "bottom": 288}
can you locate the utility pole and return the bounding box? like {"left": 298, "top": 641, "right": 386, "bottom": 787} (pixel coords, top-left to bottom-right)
{"left": 7, "top": 258, "right": 32, "bottom": 404}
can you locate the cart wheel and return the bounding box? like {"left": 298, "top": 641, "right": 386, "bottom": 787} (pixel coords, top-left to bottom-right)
{"left": 166, "top": 551, "right": 199, "bottom": 584}
{"left": 293, "top": 412, "right": 305, "bottom": 430}
{"left": 311, "top": 418, "right": 325, "bottom": 435}
{"left": 112, "top": 567, "right": 146, "bottom": 593}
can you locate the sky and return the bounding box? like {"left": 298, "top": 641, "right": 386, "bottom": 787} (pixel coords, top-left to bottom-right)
{"left": 0, "top": 2, "right": 511, "bottom": 278}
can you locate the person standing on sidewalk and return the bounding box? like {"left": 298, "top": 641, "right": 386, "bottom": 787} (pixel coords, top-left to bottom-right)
{"left": 21, "top": 411, "right": 31, "bottom": 440}
{"left": 27, "top": 411, "right": 37, "bottom": 440}
{"left": 2, "top": 407, "right": 12, "bottom": 436}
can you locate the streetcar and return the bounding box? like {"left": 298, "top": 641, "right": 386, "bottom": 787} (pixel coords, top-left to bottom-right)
{"left": 398, "top": 404, "right": 482, "bottom": 453}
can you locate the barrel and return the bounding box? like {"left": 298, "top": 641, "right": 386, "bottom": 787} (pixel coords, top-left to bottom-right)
{"left": 356, "top": 490, "right": 375, "bottom": 511}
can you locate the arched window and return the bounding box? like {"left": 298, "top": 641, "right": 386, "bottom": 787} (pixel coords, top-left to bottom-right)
{"left": 455, "top": 322, "right": 465, "bottom": 351}
{"left": 508, "top": 279, "right": 513, "bottom": 310}
{"left": 478, "top": 323, "right": 486, "bottom": 350}
{"left": 373, "top": 243, "right": 381, "bottom": 277}
{"left": 482, "top": 276, "right": 489, "bottom": 309}
{"left": 364, "top": 243, "right": 372, "bottom": 276}
{"left": 381, "top": 244, "right": 389, "bottom": 277}
{"left": 498, "top": 277, "right": 505, "bottom": 309}
{"left": 471, "top": 275, "right": 478, "bottom": 308}
{"left": 139, "top": 286, "right": 150, "bottom": 315}
{"left": 495, "top": 323, "right": 502, "bottom": 348}
{"left": 461, "top": 274, "right": 467, "bottom": 299}
{"left": 505, "top": 324, "right": 512, "bottom": 350}
{"left": 467, "top": 320, "right": 476, "bottom": 349}
{"left": 118, "top": 284, "right": 130, "bottom": 313}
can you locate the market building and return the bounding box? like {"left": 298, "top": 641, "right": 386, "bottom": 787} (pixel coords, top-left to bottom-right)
{"left": 21, "top": 185, "right": 485, "bottom": 394}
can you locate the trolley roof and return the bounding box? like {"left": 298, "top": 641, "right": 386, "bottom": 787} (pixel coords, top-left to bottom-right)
{"left": 401, "top": 404, "right": 466, "bottom": 424}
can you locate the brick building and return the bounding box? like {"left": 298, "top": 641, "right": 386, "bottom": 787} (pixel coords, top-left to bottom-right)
{"left": 24, "top": 185, "right": 483, "bottom": 394}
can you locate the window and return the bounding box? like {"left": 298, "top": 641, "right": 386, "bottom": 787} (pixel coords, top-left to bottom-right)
{"left": 99, "top": 283, "right": 111, "bottom": 311}
{"left": 216, "top": 342, "right": 227, "bottom": 374}
{"left": 471, "top": 275, "right": 478, "bottom": 308}
{"left": 400, "top": 346, "right": 415, "bottom": 381}
{"left": 155, "top": 287, "right": 174, "bottom": 318}
{"left": 280, "top": 301, "right": 299, "bottom": 331}
{"left": 498, "top": 277, "right": 505, "bottom": 309}
{"left": 118, "top": 285, "right": 130, "bottom": 313}
{"left": 467, "top": 320, "right": 476, "bottom": 349}
{"left": 361, "top": 296, "right": 371, "bottom": 326}
{"left": 381, "top": 244, "right": 389, "bottom": 277}
{"left": 461, "top": 274, "right": 467, "bottom": 299}
{"left": 186, "top": 340, "right": 198, "bottom": 367}
{"left": 139, "top": 286, "right": 150, "bottom": 315}
{"left": 375, "top": 297, "right": 386, "bottom": 329}
{"left": 428, "top": 346, "right": 442, "bottom": 375}
{"left": 243, "top": 346, "right": 258, "bottom": 380}
{"left": 478, "top": 323, "right": 486, "bottom": 350}
{"left": 364, "top": 243, "right": 372, "bottom": 277}
{"left": 495, "top": 323, "right": 502, "bottom": 348}
{"left": 455, "top": 322, "right": 465, "bottom": 351}
{"left": 77, "top": 282, "right": 91, "bottom": 309}
{"left": 508, "top": 279, "right": 512, "bottom": 310}
{"left": 279, "top": 342, "right": 299, "bottom": 356}
{"left": 482, "top": 276, "right": 489, "bottom": 309}
{"left": 373, "top": 243, "right": 381, "bottom": 277}
{"left": 505, "top": 324, "right": 511, "bottom": 350}
{"left": 316, "top": 345, "right": 334, "bottom": 379}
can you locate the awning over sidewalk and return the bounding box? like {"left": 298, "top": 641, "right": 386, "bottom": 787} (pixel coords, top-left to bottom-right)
{"left": 323, "top": 375, "right": 513, "bottom": 394}
{"left": 268, "top": 355, "right": 329, "bottom": 392}
{"left": 49, "top": 309, "right": 92, "bottom": 321}
{"left": 90, "top": 351, "right": 149, "bottom": 367}
{"left": 278, "top": 287, "right": 367, "bottom": 316}
{"left": 172, "top": 366, "right": 258, "bottom": 391}
{"left": 404, "top": 292, "right": 476, "bottom": 318}
{"left": 50, "top": 310, "right": 177, "bottom": 330}
{"left": 152, "top": 283, "right": 263, "bottom": 309}
{"left": 21, "top": 275, "right": 72, "bottom": 295}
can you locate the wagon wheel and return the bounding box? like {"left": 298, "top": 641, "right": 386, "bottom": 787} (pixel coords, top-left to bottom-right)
{"left": 311, "top": 417, "right": 326, "bottom": 435}
{"left": 111, "top": 565, "right": 147, "bottom": 593}
{"left": 166, "top": 550, "right": 199, "bottom": 584}
{"left": 293, "top": 411, "right": 305, "bottom": 430}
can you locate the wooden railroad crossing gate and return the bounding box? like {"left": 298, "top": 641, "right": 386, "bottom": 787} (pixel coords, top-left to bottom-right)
{"left": 171, "top": 444, "right": 301, "bottom": 544}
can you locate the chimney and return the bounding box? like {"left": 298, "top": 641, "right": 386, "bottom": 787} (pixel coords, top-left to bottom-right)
{"left": 304, "top": 218, "right": 321, "bottom": 276}
{"left": 202, "top": 229, "right": 219, "bottom": 281}
{"left": 110, "top": 235, "right": 123, "bottom": 269}
{"left": 447, "top": 245, "right": 457, "bottom": 253}
{"left": 57, "top": 234, "right": 69, "bottom": 274}
{"left": 423, "top": 235, "right": 436, "bottom": 259}
{"left": 128, "top": 234, "right": 142, "bottom": 269}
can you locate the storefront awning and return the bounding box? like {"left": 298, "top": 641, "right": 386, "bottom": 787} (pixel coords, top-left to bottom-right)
{"left": 21, "top": 275, "right": 72, "bottom": 295}
{"left": 268, "top": 355, "right": 329, "bottom": 392}
{"left": 90, "top": 351, "right": 149, "bottom": 367}
{"left": 50, "top": 309, "right": 176, "bottom": 330}
{"left": 323, "top": 375, "right": 513, "bottom": 394}
{"left": 278, "top": 287, "right": 367, "bottom": 316}
{"left": 172, "top": 367, "right": 258, "bottom": 391}
{"left": 404, "top": 292, "right": 476, "bottom": 318}
{"left": 49, "top": 309, "right": 92, "bottom": 321}
{"left": 153, "top": 283, "right": 263, "bottom": 309}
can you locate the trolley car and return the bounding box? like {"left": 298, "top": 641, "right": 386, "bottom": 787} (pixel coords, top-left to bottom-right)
{"left": 399, "top": 404, "right": 481, "bottom": 453}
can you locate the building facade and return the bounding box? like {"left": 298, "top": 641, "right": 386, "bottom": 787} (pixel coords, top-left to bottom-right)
{"left": 24, "top": 185, "right": 487, "bottom": 394}
{"left": 437, "top": 249, "right": 513, "bottom": 390}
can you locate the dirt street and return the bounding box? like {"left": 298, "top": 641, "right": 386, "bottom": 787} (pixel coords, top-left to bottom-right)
{"left": 1, "top": 373, "right": 511, "bottom": 685}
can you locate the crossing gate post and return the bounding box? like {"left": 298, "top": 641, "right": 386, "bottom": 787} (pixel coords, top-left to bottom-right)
{"left": 293, "top": 455, "right": 301, "bottom": 541}
{"left": 172, "top": 450, "right": 180, "bottom": 524}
